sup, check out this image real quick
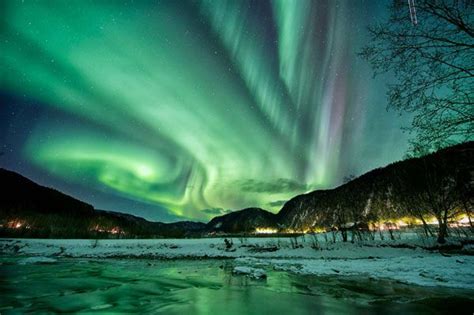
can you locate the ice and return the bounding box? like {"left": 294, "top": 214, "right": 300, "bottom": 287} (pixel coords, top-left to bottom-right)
{"left": 18, "top": 256, "right": 57, "bottom": 265}
{"left": 91, "top": 304, "right": 113, "bottom": 310}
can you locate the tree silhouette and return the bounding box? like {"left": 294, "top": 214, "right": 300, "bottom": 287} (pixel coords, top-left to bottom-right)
{"left": 361, "top": 0, "right": 473, "bottom": 153}
{"left": 392, "top": 147, "right": 471, "bottom": 243}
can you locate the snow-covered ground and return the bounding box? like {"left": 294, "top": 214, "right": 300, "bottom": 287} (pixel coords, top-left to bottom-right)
{"left": 1, "top": 232, "right": 473, "bottom": 289}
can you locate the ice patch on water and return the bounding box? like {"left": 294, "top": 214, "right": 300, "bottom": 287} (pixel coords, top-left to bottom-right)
{"left": 91, "top": 304, "right": 113, "bottom": 310}
{"left": 18, "top": 257, "right": 57, "bottom": 265}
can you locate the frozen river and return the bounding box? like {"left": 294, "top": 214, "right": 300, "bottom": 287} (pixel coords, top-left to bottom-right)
{"left": 1, "top": 256, "right": 473, "bottom": 314}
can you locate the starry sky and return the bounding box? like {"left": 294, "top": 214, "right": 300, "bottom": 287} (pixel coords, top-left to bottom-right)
{"left": 0, "top": 0, "right": 411, "bottom": 222}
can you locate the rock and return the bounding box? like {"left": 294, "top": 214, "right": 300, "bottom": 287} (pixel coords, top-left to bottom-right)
{"left": 233, "top": 266, "right": 267, "bottom": 279}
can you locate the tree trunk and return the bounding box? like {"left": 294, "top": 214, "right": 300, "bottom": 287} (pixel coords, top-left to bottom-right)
{"left": 437, "top": 208, "right": 451, "bottom": 244}
{"left": 341, "top": 230, "right": 348, "bottom": 242}
{"left": 419, "top": 216, "right": 433, "bottom": 237}
{"left": 437, "top": 222, "right": 447, "bottom": 243}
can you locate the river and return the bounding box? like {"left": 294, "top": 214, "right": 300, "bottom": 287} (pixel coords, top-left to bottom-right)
{"left": 0, "top": 257, "right": 473, "bottom": 314}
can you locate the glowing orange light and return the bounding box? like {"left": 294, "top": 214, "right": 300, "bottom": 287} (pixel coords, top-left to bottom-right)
{"left": 7, "top": 220, "right": 25, "bottom": 229}
{"left": 255, "top": 227, "right": 278, "bottom": 234}
{"left": 110, "top": 227, "right": 121, "bottom": 234}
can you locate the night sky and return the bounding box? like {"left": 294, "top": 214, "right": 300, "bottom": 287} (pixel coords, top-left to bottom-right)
{"left": 1, "top": 0, "right": 411, "bottom": 222}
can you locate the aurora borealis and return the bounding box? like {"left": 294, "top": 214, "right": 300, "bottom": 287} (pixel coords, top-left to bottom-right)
{"left": 1, "top": 0, "right": 411, "bottom": 221}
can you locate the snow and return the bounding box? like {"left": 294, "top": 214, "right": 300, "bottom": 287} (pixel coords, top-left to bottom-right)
{"left": 1, "top": 232, "right": 473, "bottom": 289}
{"left": 234, "top": 256, "right": 473, "bottom": 289}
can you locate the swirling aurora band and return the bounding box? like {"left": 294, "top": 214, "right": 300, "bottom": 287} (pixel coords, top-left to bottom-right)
{"left": 0, "top": 0, "right": 409, "bottom": 221}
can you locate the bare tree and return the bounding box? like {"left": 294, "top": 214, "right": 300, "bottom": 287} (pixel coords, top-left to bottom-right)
{"left": 361, "top": 0, "right": 474, "bottom": 152}
{"left": 393, "top": 169, "right": 436, "bottom": 238}
{"left": 393, "top": 152, "right": 468, "bottom": 243}
{"left": 453, "top": 148, "right": 474, "bottom": 229}
{"left": 332, "top": 203, "right": 349, "bottom": 242}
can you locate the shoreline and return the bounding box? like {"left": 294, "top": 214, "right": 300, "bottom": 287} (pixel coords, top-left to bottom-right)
{"left": 2, "top": 235, "right": 473, "bottom": 290}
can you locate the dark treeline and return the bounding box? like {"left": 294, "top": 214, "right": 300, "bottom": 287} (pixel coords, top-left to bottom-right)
{"left": 1, "top": 142, "right": 473, "bottom": 242}
{"left": 0, "top": 208, "right": 206, "bottom": 239}
{"left": 0, "top": 168, "right": 205, "bottom": 238}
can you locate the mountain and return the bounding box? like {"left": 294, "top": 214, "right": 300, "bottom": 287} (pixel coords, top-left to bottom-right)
{"left": 0, "top": 168, "right": 205, "bottom": 238}
{"left": 93, "top": 210, "right": 206, "bottom": 238}
{"left": 0, "top": 141, "right": 471, "bottom": 239}
{"left": 207, "top": 208, "right": 278, "bottom": 233}
{"left": 277, "top": 141, "right": 473, "bottom": 234}
{"left": 203, "top": 141, "right": 472, "bottom": 241}
{"left": 0, "top": 168, "right": 94, "bottom": 216}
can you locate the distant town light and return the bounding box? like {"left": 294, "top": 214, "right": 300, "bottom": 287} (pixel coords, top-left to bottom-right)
{"left": 6, "top": 220, "right": 26, "bottom": 229}
{"left": 397, "top": 220, "right": 409, "bottom": 227}
{"left": 90, "top": 224, "right": 122, "bottom": 235}
{"left": 255, "top": 227, "right": 278, "bottom": 234}
{"left": 110, "top": 227, "right": 121, "bottom": 234}
{"left": 449, "top": 214, "right": 471, "bottom": 227}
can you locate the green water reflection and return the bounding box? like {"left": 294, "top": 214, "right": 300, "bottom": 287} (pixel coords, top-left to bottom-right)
{"left": 0, "top": 257, "right": 472, "bottom": 314}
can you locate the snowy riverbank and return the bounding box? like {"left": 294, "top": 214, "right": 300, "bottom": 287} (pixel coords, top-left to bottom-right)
{"left": 1, "top": 234, "right": 473, "bottom": 289}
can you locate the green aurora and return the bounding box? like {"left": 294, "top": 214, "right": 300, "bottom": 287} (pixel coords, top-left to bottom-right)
{"left": 0, "top": 0, "right": 410, "bottom": 221}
